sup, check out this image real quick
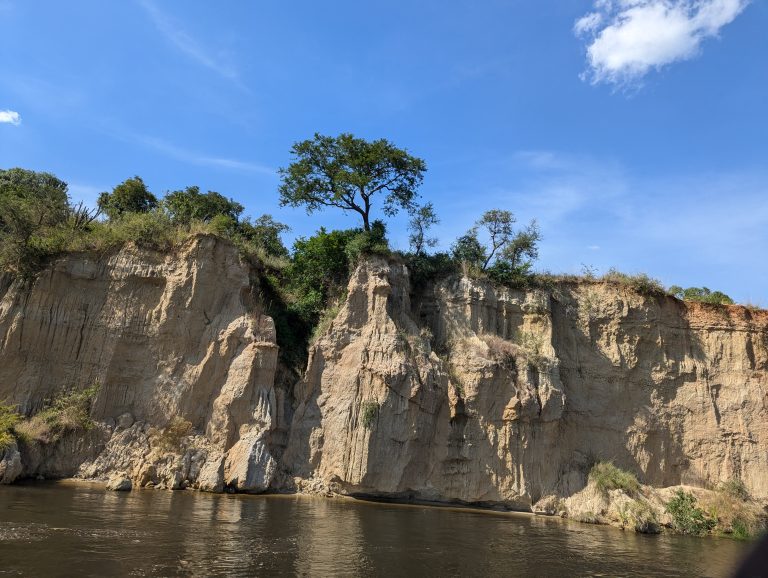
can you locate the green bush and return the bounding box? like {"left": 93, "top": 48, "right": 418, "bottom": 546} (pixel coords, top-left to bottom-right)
{"left": 589, "top": 461, "right": 641, "bottom": 496}
{"left": 360, "top": 401, "right": 379, "bottom": 429}
{"left": 0, "top": 403, "right": 23, "bottom": 450}
{"left": 110, "top": 211, "right": 178, "bottom": 250}
{"left": 344, "top": 220, "right": 389, "bottom": 263}
{"left": 668, "top": 285, "right": 734, "bottom": 305}
{"left": 666, "top": 490, "right": 715, "bottom": 535}
{"left": 403, "top": 251, "right": 457, "bottom": 290}
{"left": 15, "top": 385, "right": 99, "bottom": 444}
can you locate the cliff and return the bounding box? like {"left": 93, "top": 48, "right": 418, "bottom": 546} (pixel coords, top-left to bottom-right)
{"left": 1, "top": 237, "right": 766, "bottom": 519}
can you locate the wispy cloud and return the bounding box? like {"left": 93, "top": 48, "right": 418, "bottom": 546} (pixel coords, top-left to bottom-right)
{"left": 130, "top": 132, "right": 274, "bottom": 175}
{"left": 0, "top": 109, "right": 21, "bottom": 125}
{"left": 575, "top": 0, "right": 750, "bottom": 86}
{"left": 137, "top": 0, "right": 238, "bottom": 81}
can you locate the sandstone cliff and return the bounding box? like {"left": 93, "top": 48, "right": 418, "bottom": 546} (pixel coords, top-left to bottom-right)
{"left": 1, "top": 238, "right": 766, "bottom": 520}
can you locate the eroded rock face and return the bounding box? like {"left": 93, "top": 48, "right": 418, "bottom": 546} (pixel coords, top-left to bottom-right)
{"left": 1, "top": 244, "right": 765, "bottom": 511}
{"left": 281, "top": 257, "right": 768, "bottom": 505}
{"left": 0, "top": 442, "right": 23, "bottom": 484}
{"left": 0, "top": 236, "right": 283, "bottom": 492}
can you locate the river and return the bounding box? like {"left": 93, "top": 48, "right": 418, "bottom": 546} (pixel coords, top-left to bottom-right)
{"left": 0, "top": 482, "right": 752, "bottom": 577}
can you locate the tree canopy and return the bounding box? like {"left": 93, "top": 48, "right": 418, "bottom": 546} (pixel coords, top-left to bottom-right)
{"left": 669, "top": 286, "right": 734, "bottom": 305}
{"left": 97, "top": 176, "right": 158, "bottom": 219}
{"left": 164, "top": 186, "right": 244, "bottom": 225}
{"left": 278, "top": 133, "right": 426, "bottom": 230}
{"left": 451, "top": 209, "right": 541, "bottom": 284}
{"left": 408, "top": 203, "right": 439, "bottom": 255}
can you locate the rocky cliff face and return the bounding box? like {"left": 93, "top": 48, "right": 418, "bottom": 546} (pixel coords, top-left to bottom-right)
{"left": 0, "top": 236, "right": 284, "bottom": 492}
{"left": 1, "top": 239, "right": 766, "bottom": 512}
{"left": 281, "top": 257, "right": 767, "bottom": 506}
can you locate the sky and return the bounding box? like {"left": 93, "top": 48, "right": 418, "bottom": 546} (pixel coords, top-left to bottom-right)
{"left": 1, "top": 0, "right": 766, "bottom": 304}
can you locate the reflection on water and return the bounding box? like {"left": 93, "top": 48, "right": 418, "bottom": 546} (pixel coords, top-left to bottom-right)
{"left": 0, "top": 482, "right": 751, "bottom": 577}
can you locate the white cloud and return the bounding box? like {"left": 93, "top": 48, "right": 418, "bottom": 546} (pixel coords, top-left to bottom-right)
{"left": 137, "top": 0, "right": 238, "bottom": 81}
{"left": 575, "top": 0, "right": 750, "bottom": 85}
{"left": 0, "top": 109, "right": 21, "bottom": 125}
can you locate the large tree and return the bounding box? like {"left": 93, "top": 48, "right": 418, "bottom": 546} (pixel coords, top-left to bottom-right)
{"left": 278, "top": 133, "right": 426, "bottom": 230}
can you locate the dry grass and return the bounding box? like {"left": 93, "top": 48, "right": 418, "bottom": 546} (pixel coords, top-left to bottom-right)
{"left": 150, "top": 416, "right": 193, "bottom": 454}
{"left": 14, "top": 385, "right": 98, "bottom": 445}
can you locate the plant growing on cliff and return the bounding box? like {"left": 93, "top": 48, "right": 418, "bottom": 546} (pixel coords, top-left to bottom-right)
{"left": 589, "top": 462, "right": 641, "bottom": 496}
{"left": 278, "top": 133, "right": 426, "bottom": 231}
{"left": 665, "top": 490, "right": 715, "bottom": 535}
{"left": 408, "top": 202, "right": 439, "bottom": 255}
{"left": 601, "top": 269, "right": 665, "bottom": 296}
{"left": 668, "top": 286, "right": 734, "bottom": 306}
{"left": 451, "top": 210, "right": 540, "bottom": 286}
{"left": 150, "top": 417, "right": 193, "bottom": 454}
{"left": 14, "top": 385, "right": 99, "bottom": 444}
{"left": 360, "top": 401, "right": 380, "bottom": 429}
{"left": 0, "top": 403, "right": 23, "bottom": 450}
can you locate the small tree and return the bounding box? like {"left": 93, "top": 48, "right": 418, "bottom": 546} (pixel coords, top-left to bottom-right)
{"left": 669, "top": 286, "right": 734, "bottom": 305}
{"left": 451, "top": 228, "right": 486, "bottom": 267}
{"left": 278, "top": 133, "right": 426, "bottom": 231}
{"left": 97, "top": 176, "right": 157, "bottom": 219}
{"left": 451, "top": 209, "right": 541, "bottom": 284}
{"left": 238, "top": 214, "right": 290, "bottom": 258}
{"left": 408, "top": 202, "right": 439, "bottom": 255}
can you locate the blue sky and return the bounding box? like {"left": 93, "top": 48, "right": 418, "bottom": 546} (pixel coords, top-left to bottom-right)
{"left": 1, "top": 0, "right": 766, "bottom": 304}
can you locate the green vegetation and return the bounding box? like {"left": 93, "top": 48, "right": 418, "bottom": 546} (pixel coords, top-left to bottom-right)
{"left": 278, "top": 133, "right": 426, "bottom": 231}
{"left": 14, "top": 385, "right": 99, "bottom": 445}
{"left": 668, "top": 285, "right": 734, "bottom": 305}
{"left": 408, "top": 202, "right": 439, "bottom": 255}
{"left": 666, "top": 490, "right": 715, "bottom": 536}
{"left": 97, "top": 176, "right": 158, "bottom": 219}
{"left": 600, "top": 269, "right": 665, "bottom": 296}
{"left": 0, "top": 403, "right": 23, "bottom": 450}
{"left": 360, "top": 401, "right": 379, "bottom": 429}
{"left": 589, "top": 461, "right": 641, "bottom": 496}
{"left": 3, "top": 133, "right": 749, "bottom": 368}
{"left": 451, "top": 209, "right": 541, "bottom": 287}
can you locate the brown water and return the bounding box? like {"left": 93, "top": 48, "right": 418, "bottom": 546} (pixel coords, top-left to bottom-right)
{"left": 0, "top": 482, "right": 752, "bottom": 577}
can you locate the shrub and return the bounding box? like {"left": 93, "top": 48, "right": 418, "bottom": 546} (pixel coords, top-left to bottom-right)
{"left": 0, "top": 403, "right": 22, "bottom": 450}
{"left": 360, "top": 401, "right": 379, "bottom": 429}
{"left": 344, "top": 220, "right": 389, "bottom": 263}
{"left": 720, "top": 478, "right": 750, "bottom": 502}
{"left": 629, "top": 500, "right": 660, "bottom": 533}
{"left": 15, "top": 385, "right": 99, "bottom": 444}
{"left": 601, "top": 269, "right": 665, "bottom": 296}
{"left": 151, "top": 417, "right": 193, "bottom": 453}
{"left": 481, "top": 334, "right": 520, "bottom": 366}
{"left": 668, "top": 285, "right": 734, "bottom": 305}
{"left": 589, "top": 461, "right": 641, "bottom": 496}
{"left": 111, "top": 211, "right": 178, "bottom": 250}
{"left": 404, "top": 251, "right": 457, "bottom": 290}
{"left": 666, "top": 490, "right": 715, "bottom": 535}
